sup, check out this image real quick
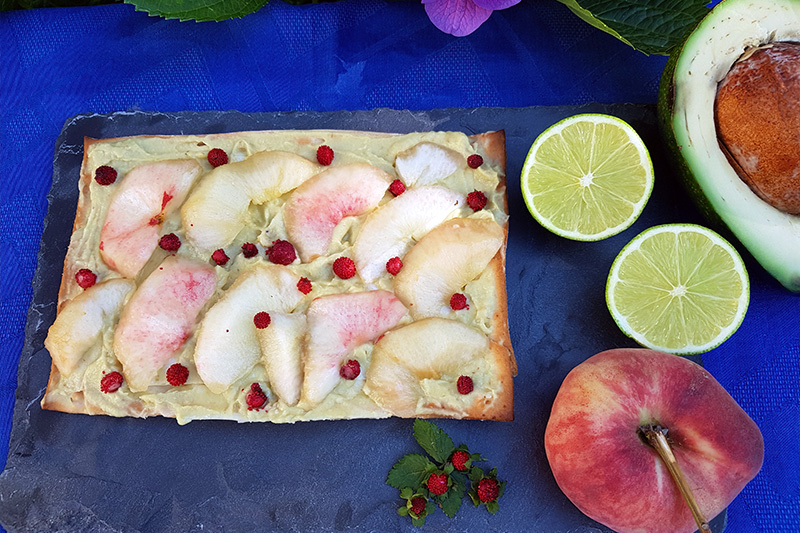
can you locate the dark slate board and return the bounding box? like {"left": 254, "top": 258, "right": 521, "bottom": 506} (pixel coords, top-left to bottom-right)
{"left": 0, "top": 106, "right": 727, "bottom": 533}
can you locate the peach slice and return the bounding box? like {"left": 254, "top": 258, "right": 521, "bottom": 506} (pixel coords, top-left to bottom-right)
{"left": 45, "top": 279, "right": 136, "bottom": 377}
{"left": 394, "top": 142, "right": 466, "bottom": 186}
{"left": 182, "top": 151, "right": 318, "bottom": 254}
{"left": 113, "top": 256, "right": 217, "bottom": 392}
{"left": 353, "top": 185, "right": 463, "bottom": 282}
{"left": 255, "top": 312, "right": 307, "bottom": 406}
{"left": 283, "top": 163, "right": 392, "bottom": 262}
{"left": 301, "top": 290, "right": 408, "bottom": 406}
{"left": 194, "top": 264, "right": 303, "bottom": 395}
{"left": 100, "top": 159, "right": 203, "bottom": 278}
{"left": 393, "top": 218, "right": 504, "bottom": 318}
{"left": 363, "top": 317, "right": 513, "bottom": 419}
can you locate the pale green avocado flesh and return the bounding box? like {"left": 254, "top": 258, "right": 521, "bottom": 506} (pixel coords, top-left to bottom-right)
{"left": 658, "top": 0, "right": 800, "bottom": 292}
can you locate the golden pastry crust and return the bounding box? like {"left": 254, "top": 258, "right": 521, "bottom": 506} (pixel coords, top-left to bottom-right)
{"left": 42, "top": 127, "right": 514, "bottom": 423}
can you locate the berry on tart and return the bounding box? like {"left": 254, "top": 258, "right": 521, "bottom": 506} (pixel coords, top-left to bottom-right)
{"left": 207, "top": 148, "right": 229, "bottom": 167}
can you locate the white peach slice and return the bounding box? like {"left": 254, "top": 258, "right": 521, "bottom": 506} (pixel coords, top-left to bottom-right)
{"left": 100, "top": 159, "right": 203, "bottom": 278}
{"left": 393, "top": 218, "right": 504, "bottom": 318}
{"left": 113, "top": 256, "right": 217, "bottom": 392}
{"left": 182, "top": 151, "right": 318, "bottom": 254}
{"left": 353, "top": 186, "right": 463, "bottom": 282}
{"left": 45, "top": 279, "right": 136, "bottom": 377}
{"left": 301, "top": 290, "right": 408, "bottom": 406}
{"left": 194, "top": 264, "right": 303, "bottom": 395}
{"left": 255, "top": 312, "right": 307, "bottom": 406}
{"left": 363, "top": 317, "right": 513, "bottom": 419}
{"left": 283, "top": 163, "right": 392, "bottom": 262}
{"left": 394, "top": 142, "right": 465, "bottom": 186}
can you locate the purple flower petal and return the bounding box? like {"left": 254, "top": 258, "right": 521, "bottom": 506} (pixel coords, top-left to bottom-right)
{"left": 423, "top": 0, "right": 493, "bottom": 37}
{"left": 472, "top": 0, "right": 520, "bottom": 11}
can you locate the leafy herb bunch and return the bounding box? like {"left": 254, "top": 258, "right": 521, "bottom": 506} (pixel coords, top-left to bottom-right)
{"left": 387, "top": 419, "right": 506, "bottom": 527}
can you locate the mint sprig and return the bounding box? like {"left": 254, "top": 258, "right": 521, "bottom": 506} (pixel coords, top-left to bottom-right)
{"left": 387, "top": 419, "right": 505, "bottom": 526}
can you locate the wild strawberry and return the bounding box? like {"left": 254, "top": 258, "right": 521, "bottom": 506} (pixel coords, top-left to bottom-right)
{"left": 451, "top": 450, "right": 470, "bottom": 471}
{"left": 246, "top": 382, "right": 267, "bottom": 410}
{"left": 253, "top": 311, "right": 271, "bottom": 329}
{"left": 159, "top": 233, "right": 181, "bottom": 252}
{"left": 316, "top": 145, "right": 334, "bottom": 165}
{"left": 386, "top": 256, "right": 403, "bottom": 276}
{"left": 410, "top": 496, "right": 426, "bottom": 516}
{"left": 426, "top": 472, "right": 449, "bottom": 496}
{"left": 94, "top": 166, "right": 117, "bottom": 185}
{"left": 466, "top": 190, "right": 488, "bottom": 211}
{"left": 477, "top": 478, "right": 499, "bottom": 502}
{"left": 75, "top": 268, "right": 97, "bottom": 289}
{"left": 166, "top": 363, "right": 189, "bottom": 386}
{"left": 241, "top": 242, "right": 258, "bottom": 258}
{"left": 450, "top": 293, "right": 469, "bottom": 310}
{"left": 339, "top": 360, "right": 361, "bottom": 380}
{"left": 297, "top": 277, "right": 312, "bottom": 294}
{"left": 467, "top": 154, "right": 484, "bottom": 169}
{"left": 333, "top": 257, "right": 356, "bottom": 279}
{"left": 389, "top": 179, "right": 406, "bottom": 196}
{"left": 267, "top": 239, "right": 297, "bottom": 265}
{"left": 207, "top": 148, "right": 229, "bottom": 167}
{"left": 212, "top": 249, "right": 229, "bottom": 266}
{"left": 457, "top": 375, "right": 474, "bottom": 395}
{"left": 100, "top": 371, "right": 123, "bottom": 393}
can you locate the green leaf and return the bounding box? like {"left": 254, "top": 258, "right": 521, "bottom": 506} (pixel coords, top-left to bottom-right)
{"left": 486, "top": 501, "right": 500, "bottom": 515}
{"left": 438, "top": 479, "right": 465, "bottom": 518}
{"left": 468, "top": 466, "right": 484, "bottom": 482}
{"left": 398, "top": 507, "right": 409, "bottom": 517}
{"left": 387, "top": 454, "right": 436, "bottom": 490}
{"left": 557, "top": 0, "right": 708, "bottom": 55}
{"left": 125, "top": 0, "right": 266, "bottom": 22}
{"left": 413, "top": 419, "right": 455, "bottom": 464}
{"left": 400, "top": 487, "right": 414, "bottom": 499}
{"left": 411, "top": 516, "right": 426, "bottom": 527}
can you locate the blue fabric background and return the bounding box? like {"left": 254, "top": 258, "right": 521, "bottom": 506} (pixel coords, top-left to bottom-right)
{"left": 1, "top": 1, "right": 797, "bottom": 531}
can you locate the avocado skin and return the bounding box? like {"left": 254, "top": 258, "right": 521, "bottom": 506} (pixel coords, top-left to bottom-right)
{"left": 656, "top": 0, "right": 800, "bottom": 292}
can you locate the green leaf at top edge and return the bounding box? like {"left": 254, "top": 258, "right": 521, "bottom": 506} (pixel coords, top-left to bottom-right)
{"left": 413, "top": 419, "right": 455, "bottom": 464}
{"left": 387, "top": 454, "right": 437, "bottom": 490}
{"left": 557, "top": 0, "right": 708, "bottom": 55}
{"left": 125, "top": 0, "right": 266, "bottom": 22}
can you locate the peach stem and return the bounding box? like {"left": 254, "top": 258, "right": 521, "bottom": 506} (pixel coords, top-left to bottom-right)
{"left": 642, "top": 426, "right": 712, "bottom": 533}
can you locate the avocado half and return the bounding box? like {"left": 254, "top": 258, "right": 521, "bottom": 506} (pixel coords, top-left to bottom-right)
{"left": 658, "top": 0, "right": 800, "bottom": 292}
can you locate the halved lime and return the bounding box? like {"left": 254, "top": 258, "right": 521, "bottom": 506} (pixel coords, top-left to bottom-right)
{"left": 521, "top": 114, "right": 654, "bottom": 241}
{"left": 606, "top": 224, "right": 749, "bottom": 355}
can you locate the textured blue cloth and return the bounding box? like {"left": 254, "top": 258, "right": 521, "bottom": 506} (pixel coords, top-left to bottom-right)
{"left": 1, "top": 1, "right": 797, "bottom": 531}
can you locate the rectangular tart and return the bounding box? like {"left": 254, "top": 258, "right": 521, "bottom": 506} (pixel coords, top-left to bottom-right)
{"left": 42, "top": 128, "right": 515, "bottom": 424}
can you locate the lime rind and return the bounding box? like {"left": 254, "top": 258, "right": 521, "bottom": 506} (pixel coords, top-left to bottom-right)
{"left": 606, "top": 223, "right": 750, "bottom": 355}
{"left": 521, "top": 113, "right": 654, "bottom": 242}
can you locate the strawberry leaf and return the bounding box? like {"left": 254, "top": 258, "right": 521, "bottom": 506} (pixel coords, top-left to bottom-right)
{"left": 413, "top": 419, "right": 454, "bottom": 464}
{"left": 387, "top": 454, "right": 436, "bottom": 490}
{"left": 438, "top": 478, "right": 466, "bottom": 518}
{"left": 125, "top": 0, "right": 266, "bottom": 22}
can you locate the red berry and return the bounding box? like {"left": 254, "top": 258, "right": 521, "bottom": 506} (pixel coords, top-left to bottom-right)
{"left": 450, "top": 293, "right": 469, "bottom": 310}
{"left": 426, "top": 472, "right": 449, "bottom": 496}
{"left": 333, "top": 257, "right": 356, "bottom": 279}
{"left": 241, "top": 242, "right": 258, "bottom": 258}
{"left": 207, "top": 148, "right": 229, "bottom": 167}
{"left": 75, "top": 268, "right": 97, "bottom": 289}
{"left": 159, "top": 233, "right": 181, "bottom": 252}
{"left": 389, "top": 179, "right": 406, "bottom": 196}
{"left": 339, "top": 360, "right": 361, "bottom": 380}
{"left": 100, "top": 371, "right": 123, "bottom": 393}
{"left": 466, "top": 190, "right": 488, "bottom": 211}
{"left": 211, "top": 249, "right": 229, "bottom": 266}
{"left": 166, "top": 363, "right": 189, "bottom": 386}
{"left": 410, "top": 496, "right": 426, "bottom": 516}
{"left": 386, "top": 256, "right": 403, "bottom": 276}
{"left": 267, "top": 239, "right": 297, "bottom": 265}
{"left": 451, "top": 450, "right": 470, "bottom": 471}
{"left": 297, "top": 277, "right": 313, "bottom": 294}
{"left": 317, "top": 145, "right": 334, "bottom": 165}
{"left": 246, "top": 383, "right": 267, "bottom": 410}
{"left": 94, "top": 166, "right": 117, "bottom": 185}
{"left": 457, "top": 375, "right": 474, "bottom": 395}
{"left": 477, "top": 478, "right": 499, "bottom": 502}
{"left": 467, "top": 154, "right": 484, "bottom": 169}
{"left": 253, "top": 311, "right": 271, "bottom": 329}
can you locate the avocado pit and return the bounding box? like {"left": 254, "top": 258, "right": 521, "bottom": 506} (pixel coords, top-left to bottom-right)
{"left": 715, "top": 42, "right": 800, "bottom": 215}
